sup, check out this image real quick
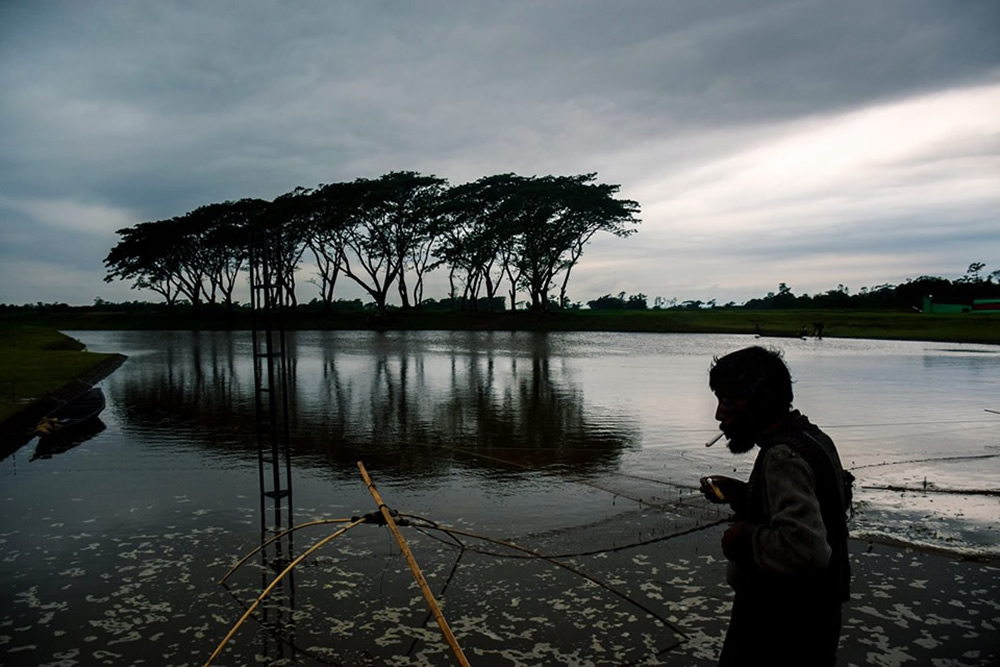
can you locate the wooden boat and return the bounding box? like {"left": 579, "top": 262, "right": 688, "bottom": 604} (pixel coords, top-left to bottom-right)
{"left": 31, "top": 419, "right": 106, "bottom": 460}
{"left": 34, "top": 387, "right": 106, "bottom": 438}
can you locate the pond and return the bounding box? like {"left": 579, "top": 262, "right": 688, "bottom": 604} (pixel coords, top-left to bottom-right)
{"left": 2, "top": 330, "right": 998, "bottom": 666}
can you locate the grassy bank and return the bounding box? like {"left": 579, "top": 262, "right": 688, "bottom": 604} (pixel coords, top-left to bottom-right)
{"left": 543, "top": 308, "right": 1000, "bottom": 344}
{"left": 0, "top": 327, "right": 122, "bottom": 424}
{"left": 3, "top": 307, "right": 998, "bottom": 345}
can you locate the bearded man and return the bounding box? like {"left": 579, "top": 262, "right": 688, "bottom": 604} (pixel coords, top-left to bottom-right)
{"left": 700, "top": 346, "right": 852, "bottom": 666}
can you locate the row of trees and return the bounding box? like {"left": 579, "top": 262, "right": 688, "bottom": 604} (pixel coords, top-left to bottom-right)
{"left": 103, "top": 171, "right": 641, "bottom": 316}
{"left": 573, "top": 263, "right": 998, "bottom": 312}
{"left": 740, "top": 263, "right": 999, "bottom": 311}
{"left": 7, "top": 262, "right": 995, "bottom": 316}
{"left": 586, "top": 292, "right": 649, "bottom": 310}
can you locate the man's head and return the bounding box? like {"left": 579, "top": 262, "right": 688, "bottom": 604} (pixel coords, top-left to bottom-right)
{"left": 709, "top": 346, "right": 793, "bottom": 453}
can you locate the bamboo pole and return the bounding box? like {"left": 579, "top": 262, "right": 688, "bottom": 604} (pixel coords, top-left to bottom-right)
{"left": 357, "top": 461, "right": 471, "bottom": 667}
{"left": 204, "top": 517, "right": 367, "bottom": 667}
{"left": 219, "top": 518, "right": 354, "bottom": 584}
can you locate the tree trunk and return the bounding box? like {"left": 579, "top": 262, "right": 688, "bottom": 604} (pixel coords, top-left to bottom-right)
{"left": 398, "top": 271, "right": 411, "bottom": 309}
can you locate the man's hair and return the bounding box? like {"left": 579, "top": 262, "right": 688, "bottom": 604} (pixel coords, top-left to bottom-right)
{"left": 709, "top": 346, "right": 793, "bottom": 417}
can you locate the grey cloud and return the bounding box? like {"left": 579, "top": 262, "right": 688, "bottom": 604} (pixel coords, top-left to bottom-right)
{"left": 0, "top": 1, "right": 997, "bottom": 305}
{"left": 708, "top": 209, "right": 997, "bottom": 272}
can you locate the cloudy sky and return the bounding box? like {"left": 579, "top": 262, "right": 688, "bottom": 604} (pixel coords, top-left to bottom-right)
{"left": 2, "top": 1, "right": 998, "bottom": 307}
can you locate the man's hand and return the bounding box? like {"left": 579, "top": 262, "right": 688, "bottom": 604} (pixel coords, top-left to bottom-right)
{"left": 721, "top": 520, "right": 755, "bottom": 562}
{"left": 699, "top": 475, "right": 746, "bottom": 504}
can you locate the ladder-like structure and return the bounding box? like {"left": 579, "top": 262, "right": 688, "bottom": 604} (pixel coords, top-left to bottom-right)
{"left": 247, "top": 226, "right": 296, "bottom": 658}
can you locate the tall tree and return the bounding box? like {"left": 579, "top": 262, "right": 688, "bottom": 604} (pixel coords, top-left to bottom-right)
{"left": 435, "top": 174, "right": 522, "bottom": 310}
{"left": 254, "top": 188, "right": 312, "bottom": 308}
{"left": 961, "top": 262, "right": 986, "bottom": 283}
{"left": 178, "top": 198, "right": 266, "bottom": 309}
{"left": 551, "top": 175, "right": 641, "bottom": 308}
{"left": 104, "top": 219, "right": 184, "bottom": 305}
{"left": 104, "top": 217, "right": 205, "bottom": 307}
{"left": 336, "top": 171, "right": 447, "bottom": 316}
{"left": 505, "top": 174, "right": 640, "bottom": 312}
{"left": 306, "top": 182, "right": 361, "bottom": 310}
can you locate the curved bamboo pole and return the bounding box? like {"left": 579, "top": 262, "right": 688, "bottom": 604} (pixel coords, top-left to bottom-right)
{"left": 357, "top": 461, "right": 471, "bottom": 667}
{"left": 204, "top": 517, "right": 368, "bottom": 667}
{"left": 219, "top": 518, "right": 354, "bottom": 584}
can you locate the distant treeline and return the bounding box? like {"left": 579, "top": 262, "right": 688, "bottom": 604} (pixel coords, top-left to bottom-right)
{"left": 101, "top": 171, "right": 640, "bottom": 317}
{"left": 586, "top": 262, "right": 999, "bottom": 311}
{"left": 4, "top": 264, "right": 997, "bottom": 316}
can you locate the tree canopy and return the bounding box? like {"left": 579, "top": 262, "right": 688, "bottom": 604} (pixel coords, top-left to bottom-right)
{"left": 104, "top": 171, "right": 641, "bottom": 315}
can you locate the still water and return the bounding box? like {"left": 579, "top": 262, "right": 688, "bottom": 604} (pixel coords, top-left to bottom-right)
{"left": 2, "top": 330, "right": 998, "bottom": 666}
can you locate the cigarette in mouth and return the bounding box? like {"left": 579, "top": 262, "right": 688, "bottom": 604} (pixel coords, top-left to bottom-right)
{"left": 705, "top": 433, "right": 725, "bottom": 448}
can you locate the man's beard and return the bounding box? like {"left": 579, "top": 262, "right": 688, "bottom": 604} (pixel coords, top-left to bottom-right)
{"left": 723, "top": 412, "right": 771, "bottom": 454}
{"left": 723, "top": 422, "right": 759, "bottom": 454}
{"left": 726, "top": 435, "right": 756, "bottom": 454}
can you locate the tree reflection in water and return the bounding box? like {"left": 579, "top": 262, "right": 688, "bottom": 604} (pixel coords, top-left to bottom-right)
{"left": 114, "top": 331, "right": 640, "bottom": 479}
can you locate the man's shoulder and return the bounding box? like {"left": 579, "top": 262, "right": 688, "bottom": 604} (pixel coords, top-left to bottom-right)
{"left": 760, "top": 442, "right": 810, "bottom": 469}
{"left": 759, "top": 423, "right": 841, "bottom": 471}
{"left": 766, "top": 414, "right": 836, "bottom": 449}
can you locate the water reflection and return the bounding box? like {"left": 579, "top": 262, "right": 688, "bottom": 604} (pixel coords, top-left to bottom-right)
{"left": 111, "top": 331, "right": 640, "bottom": 478}
{"left": 114, "top": 331, "right": 258, "bottom": 451}
{"left": 0, "top": 429, "right": 34, "bottom": 461}
{"left": 70, "top": 330, "right": 1000, "bottom": 555}
{"left": 30, "top": 418, "right": 106, "bottom": 460}
{"left": 922, "top": 347, "right": 1000, "bottom": 380}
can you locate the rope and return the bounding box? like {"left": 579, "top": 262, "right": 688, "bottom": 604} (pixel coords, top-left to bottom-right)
{"left": 397, "top": 513, "right": 694, "bottom": 643}
{"left": 862, "top": 484, "right": 1000, "bottom": 497}
{"left": 849, "top": 453, "right": 1000, "bottom": 471}
{"left": 402, "top": 511, "right": 727, "bottom": 560}
{"left": 405, "top": 548, "right": 468, "bottom": 658}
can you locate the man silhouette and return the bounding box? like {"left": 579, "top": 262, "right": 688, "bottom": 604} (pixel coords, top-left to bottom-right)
{"left": 701, "top": 346, "right": 851, "bottom": 666}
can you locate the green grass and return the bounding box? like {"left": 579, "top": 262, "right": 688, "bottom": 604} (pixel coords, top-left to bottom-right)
{"left": 0, "top": 326, "right": 119, "bottom": 424}
{"left": 372, "top": 308, "right": 998, "bottom": 344}
{"left": 540, "top": 309, "right": 1000, "bottom": 344}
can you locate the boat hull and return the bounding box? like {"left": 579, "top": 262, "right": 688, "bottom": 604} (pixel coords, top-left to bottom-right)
{"left": 34, "top": 387, "right": 106, "bottom": 438}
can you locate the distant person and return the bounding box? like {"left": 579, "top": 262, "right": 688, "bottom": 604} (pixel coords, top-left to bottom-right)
{"left": 814, "top": 321, "right": 825, "bottom": 339}
{"left": 700, "top": 346, "right": 852, "bottom": 666}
